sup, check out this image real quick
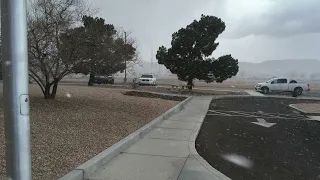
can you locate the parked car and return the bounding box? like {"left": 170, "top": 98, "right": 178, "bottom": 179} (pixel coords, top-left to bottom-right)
{"left": 205, "top": 72, "right": 215, "bottom": 83}
{"left": 139, "top": 74, "right": 157, "bottom": 86}
{"left": 92, "top": 75, "right": 114, "bottom": 84}
{"left": 255, "top": 77, "right": 310, "bottom": 95}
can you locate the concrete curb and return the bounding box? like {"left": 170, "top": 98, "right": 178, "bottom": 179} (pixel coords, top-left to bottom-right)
{"left": 212, "top": 95, "right": 320, "bottom": 102}
{"left": 266, "top": 95, "right": 320, "bottom": 100}
{"left": 188, "top": 97, "right": 231, "bottom": 180}
{"left": 123, "top": 89, "right": 188, "bottom": 97}
{"left": 245, "top": 90, "right": 265, "bottom": 97}
{"left": 289, "top": 104, "right": 307, "bottom": 114}
{"left": 288, "top": 104, "right": 320, "bottom": 116}
{"left": 59, "top": 96, "right": 193, "bottom": 180}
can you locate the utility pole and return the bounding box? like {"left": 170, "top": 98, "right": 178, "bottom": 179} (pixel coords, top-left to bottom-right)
{"left": 119, "top": 27, "right": 133, "bottom": 84}
{"left": 122, "top": 30, "right": 132, "bottom": 84}
{"left": 124, "top": 31, "right": 127, "bottom": 84}
{"left": 151, "top": 48, "right": 153, "bottom": 74}
{"left": 2, "top": 0, "right": 32, "bottom": 180}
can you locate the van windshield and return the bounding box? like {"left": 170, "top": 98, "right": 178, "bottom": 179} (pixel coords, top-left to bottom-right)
{"left": 141, "top": 75, "right": 153, "bottom": 78}
{"left": 266, "top": 79, "right": 275, "bottom": 83}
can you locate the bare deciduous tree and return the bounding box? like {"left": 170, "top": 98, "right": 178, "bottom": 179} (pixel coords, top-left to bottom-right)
{"left": 27, "top": 0, "right": 94, "bottom": 99}
{"left": 118, "top": 33, "right": 142, "bottom": 76}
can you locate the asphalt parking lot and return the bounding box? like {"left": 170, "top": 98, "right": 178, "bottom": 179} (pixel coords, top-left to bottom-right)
{"left": 196, "top": 97, "right": 320, "bottom": 180}
{"left": 266, "top": 91, "right": 320, "bottom": 98}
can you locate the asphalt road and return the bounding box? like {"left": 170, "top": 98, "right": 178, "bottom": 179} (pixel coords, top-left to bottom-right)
{"left": 5, "top": 78, "right": 320, "bottom": 98}
{"left": 58, "top": 78, "right": 320, "bottom": 97}
{"left": 264, "top": 91, "right": 320, "bottom": 98}
{"left": 196, "top": 97, "right": 320, "bottom": 180}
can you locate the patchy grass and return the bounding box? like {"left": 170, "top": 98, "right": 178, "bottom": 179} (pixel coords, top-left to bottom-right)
{"left": 123, "top": 91, "right": 187, "bottom": 101}
{"left": 0, "top": 84, "right": 178, "bottom": 180}
{"left": 290, "top": 103, "right": 320, "bottom": 114}
{"left": 134, "top": 86, "right": 249, "bottom": 96}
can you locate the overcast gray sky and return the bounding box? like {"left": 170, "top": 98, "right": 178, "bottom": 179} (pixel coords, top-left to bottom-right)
{"left": 89, "top": 0, "right": 320, "bottom": 63}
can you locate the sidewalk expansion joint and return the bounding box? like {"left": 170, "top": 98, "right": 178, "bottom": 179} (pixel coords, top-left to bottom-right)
{"left": 120, "top": 152, "right": 189, "bottom": 159}
{"left": 145, "top": 137, "right": 191, "bottom": 142}
{"left": 155, "top": 127, "right": 195, "bottom": 130}
{"left": 176, "top": 155, "right": 189, "bottom": 179}
{"left": 166, "top": 120, "right": 197, "bottom": 122}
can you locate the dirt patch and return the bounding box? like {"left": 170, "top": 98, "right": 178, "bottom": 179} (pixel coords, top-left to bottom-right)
{"left": 0, "top": 84, "right": 178, "bottom": 180}
{"left": 58, "top": 81, "right": 250, "bottom": 96}
{"left": 290, "top": 103, "right": 320, "bottom": 114}
{"left": 123, "top": 91, "right": 187, "bottom": 101}
{"left": 164, "top": 89, "right": 249, "bottom": 96}
{"left": 114, "top": 85, "right": 249, "bottom": 96}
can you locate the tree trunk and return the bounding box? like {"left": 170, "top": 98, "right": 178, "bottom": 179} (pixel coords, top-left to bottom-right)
{"left": 187, "top": 79, "right": 193, "bottom": 90}
{"left": 88, "top": 73, "right": 94, "bottom": 86}
{"left": 44, "top": 84, "right": 52, "bottom": 99}
{"left": 43, "top": 82, "right": 58, "bottom": 99}
{"left": 51, "top": 82, "right": 58, "bottom": 99}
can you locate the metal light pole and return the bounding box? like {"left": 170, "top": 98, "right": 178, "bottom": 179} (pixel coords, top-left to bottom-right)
{"left": 124, "top": 31, "right": 127, "bottom": 84}
{"left": 119, "top": 27, "right": 132, "bottom": 84}
{"left": 1, "top": 0, "right": 32, "bottom": 179}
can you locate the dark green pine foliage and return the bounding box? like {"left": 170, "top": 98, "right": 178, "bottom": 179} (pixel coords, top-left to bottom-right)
{"left": 156, "top": 15, "right": 239, "bottom": 89}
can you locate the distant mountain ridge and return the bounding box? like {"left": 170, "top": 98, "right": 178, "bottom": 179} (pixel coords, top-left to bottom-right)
{"left": 238, "top": 59, "right": 320, "bottom": 79}
{"left": 114, "top": 59, "right": 320, "bottom": 80}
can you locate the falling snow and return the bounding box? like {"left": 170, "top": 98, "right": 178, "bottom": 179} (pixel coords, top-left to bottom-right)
{"left": 221, "top": 153, "right": 254, "bottom": 169}
{"left": 4, "top": 61, "right": 11, "bottom": 66}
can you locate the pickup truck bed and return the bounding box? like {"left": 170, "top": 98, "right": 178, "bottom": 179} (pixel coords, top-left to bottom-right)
{"left": 255, "top": 78, "right": 310, "bottom": 95}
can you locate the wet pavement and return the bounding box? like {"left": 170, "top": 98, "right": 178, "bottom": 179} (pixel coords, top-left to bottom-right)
{"left": 196, "top": 97, "right": 320, "bottom": 180}
{"left": 271, "top": 91, "right": 320, "bottom": 98}
{"left": 87, "top": 97, "right": 222, "bottom": 180}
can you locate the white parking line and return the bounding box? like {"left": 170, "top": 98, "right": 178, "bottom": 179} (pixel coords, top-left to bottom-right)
{"left": 309, "top": 116, "right": 320, "bottom": 122}
{"left": 207, "top": 110, "right": 307, "bottom": 120}
{"left": 251, "top": 118, "right": 276, "bottom": 128}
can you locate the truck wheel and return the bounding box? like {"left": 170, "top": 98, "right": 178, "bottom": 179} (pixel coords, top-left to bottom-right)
{"left": 292, "top": 91, "right": 298, "bottom": 97}
{"left": 294, "top": 87, "right": 303, "bottom": 96}
{"left": 261, "top": 87, "right": 269, "bottom": 94}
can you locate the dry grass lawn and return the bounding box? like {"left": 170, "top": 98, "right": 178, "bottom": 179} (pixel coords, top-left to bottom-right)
{"left": 0, "top": 84, "right": 178, "bottom": 180}
{"left": 290, "top": 103, "right": 320, "bottom": 114}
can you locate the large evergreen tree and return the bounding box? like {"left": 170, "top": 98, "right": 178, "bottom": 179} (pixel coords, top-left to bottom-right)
{"left": 70, "top": 16, "right": 137, "bottom": 85}
{"left": 156, "top": 15, "right": 239, "bottom": 89}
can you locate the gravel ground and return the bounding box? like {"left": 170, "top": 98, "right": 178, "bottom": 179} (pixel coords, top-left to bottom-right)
{"left": 108, "top": 85, "right": 249, "bottom": 96}
{"left": 61, "top": 76, "right": 320, "bottom": 91}
{"left": 0, "top": 84, "right": 178, "bottom": 180}
{"left": 123, "top": 91, "right": 187, "bottom": 101}
{"left": 58, "top": 80, "right": 250, "bottom": 96}
{"left": 290, "top": 103, "right": 320, "bottom": 113}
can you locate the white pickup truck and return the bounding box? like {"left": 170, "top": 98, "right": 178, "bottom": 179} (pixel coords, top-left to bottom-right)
{"left": 255, "top": 78, "right": 310, "bottom": 95}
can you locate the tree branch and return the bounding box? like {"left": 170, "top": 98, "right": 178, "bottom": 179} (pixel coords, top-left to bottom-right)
{"left": 29, "top": 73, "right": 45, "bottom": 94}
{"left": 29, "top": 69, "right": 45, "bottom": 86}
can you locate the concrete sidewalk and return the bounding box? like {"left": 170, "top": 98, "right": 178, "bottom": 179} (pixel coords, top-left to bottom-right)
{"left": 88, "top": 96, "right": 225, "bottom": 180}
{"left": 245, "top": 90, "right": 265, "bottom": 96}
